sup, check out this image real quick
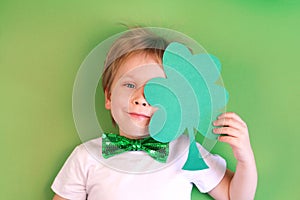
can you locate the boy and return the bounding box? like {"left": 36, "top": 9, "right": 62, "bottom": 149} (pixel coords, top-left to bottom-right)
{"left": 52, "top": 28, "right": 257, "bottom": 199}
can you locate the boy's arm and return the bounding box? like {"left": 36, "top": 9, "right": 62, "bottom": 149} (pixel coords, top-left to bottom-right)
{"left": 53, "top": 194, "right": 68, "bottom": 200}
{"left": 208, "top": 112, "right": 258, "bottom": 200}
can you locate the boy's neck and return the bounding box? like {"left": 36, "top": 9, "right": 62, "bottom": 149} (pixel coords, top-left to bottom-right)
{"left": 119, "top": 132, "right": 150, "bottom": 140}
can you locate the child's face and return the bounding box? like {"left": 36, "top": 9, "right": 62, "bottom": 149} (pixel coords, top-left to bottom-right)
{"left": 105, "top": 53, "right": 165, "bottom": 139}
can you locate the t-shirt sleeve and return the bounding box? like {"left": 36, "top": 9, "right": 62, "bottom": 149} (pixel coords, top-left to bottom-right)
{"left": 51, "top": 146, "right": 88, "bottom": 200}
{"left": 182, "top": 143, "right": 227, "bottom": 193}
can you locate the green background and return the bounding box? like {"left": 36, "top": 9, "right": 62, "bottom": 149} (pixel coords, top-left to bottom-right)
{"left": 1, "top": 0, "right": 299, "bottom": 199}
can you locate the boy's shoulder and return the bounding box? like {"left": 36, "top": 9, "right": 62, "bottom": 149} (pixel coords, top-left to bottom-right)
{"left": 67, "top": 137, "right": 102, "bottom": 165}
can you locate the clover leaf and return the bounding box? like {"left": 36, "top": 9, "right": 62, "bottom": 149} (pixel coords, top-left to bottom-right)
{"left": 144, "top": 42, "right": 229, "bottom": 170}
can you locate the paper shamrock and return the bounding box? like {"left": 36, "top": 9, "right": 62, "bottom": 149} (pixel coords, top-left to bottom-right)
{"left": 144, "top": 42, "right": 229, "bottom": 170}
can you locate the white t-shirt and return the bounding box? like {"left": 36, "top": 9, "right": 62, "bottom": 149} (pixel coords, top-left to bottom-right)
{"left": 51, "top": 135, "right": 226, "bottom": 200}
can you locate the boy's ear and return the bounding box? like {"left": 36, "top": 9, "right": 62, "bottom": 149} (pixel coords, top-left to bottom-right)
{"left": 104, "top": 89, "right": 111, "bottom": 110}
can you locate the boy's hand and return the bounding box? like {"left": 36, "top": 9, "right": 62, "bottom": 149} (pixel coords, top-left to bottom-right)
{"left": 213, "top": 112, "right": 254, "bottom": 164}
{"left": 211, "top": 112, "right": 257, "bottom": 199}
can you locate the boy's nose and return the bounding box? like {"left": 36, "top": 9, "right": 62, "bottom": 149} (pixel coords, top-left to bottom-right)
{"left": 132, "top": 86, "right": 149, "bottom": 107}
{"left": 134, "top": 100, "right": 148, "bottom": 106}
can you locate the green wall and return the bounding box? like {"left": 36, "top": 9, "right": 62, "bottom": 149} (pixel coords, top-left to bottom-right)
{"left": 1, "top": 0, "right": 299, "bottom": 199}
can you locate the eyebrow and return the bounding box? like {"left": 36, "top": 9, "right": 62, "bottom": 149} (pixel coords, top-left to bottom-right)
{"left": 118, "top": 74, "right": 135, "bottom": 81}
{"left": 118, "top": 74, "right": 151, "bottom": 86}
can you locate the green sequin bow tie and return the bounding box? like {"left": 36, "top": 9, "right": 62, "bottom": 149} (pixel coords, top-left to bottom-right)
{"left": 102, "top": 133, "right": 169, "bottom": 163}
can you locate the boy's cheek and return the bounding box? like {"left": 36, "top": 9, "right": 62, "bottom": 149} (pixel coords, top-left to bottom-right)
{"left": 111, "top": 90, "right": 132, "bottom": 108}
{"left": 151, "top": 106, "right": 159, "bottom": 113}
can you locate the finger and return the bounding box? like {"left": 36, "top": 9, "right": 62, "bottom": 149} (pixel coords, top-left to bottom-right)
{"left": 213, "top": 127, "right": 240, "bottom": 138}
{"left": 218, "top": 135, "right": 239, "bottom": 147}
{"left": 218, "top": 112, "right": 242, "bottom": 121}
{"left": 217, "top": 112, "right": 247, "bottom": 127}
{"left": 213, "top": 117, "right": 245, "bottom": 130}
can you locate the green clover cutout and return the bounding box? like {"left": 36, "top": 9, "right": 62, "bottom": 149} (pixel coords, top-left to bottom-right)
{"left": 144, "top": 42, "right": 229, "bottom": 170}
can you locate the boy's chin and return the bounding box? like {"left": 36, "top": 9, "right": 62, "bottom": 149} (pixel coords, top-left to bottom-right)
{"left": 119, "top": 127, "right": 150, "bottom": 139}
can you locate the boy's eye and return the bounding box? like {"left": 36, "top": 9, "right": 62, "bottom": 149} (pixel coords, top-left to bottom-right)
{"left": 124, "top": 83, "right": 136, "bottom": 89}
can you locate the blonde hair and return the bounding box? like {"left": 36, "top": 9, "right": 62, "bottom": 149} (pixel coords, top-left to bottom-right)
{"left": 102, "top": 28, "right": 168, "bottom": 94}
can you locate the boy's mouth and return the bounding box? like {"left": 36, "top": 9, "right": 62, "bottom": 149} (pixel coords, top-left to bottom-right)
{"left": 128, "top": 112, "right": 151, "bottom": 120}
